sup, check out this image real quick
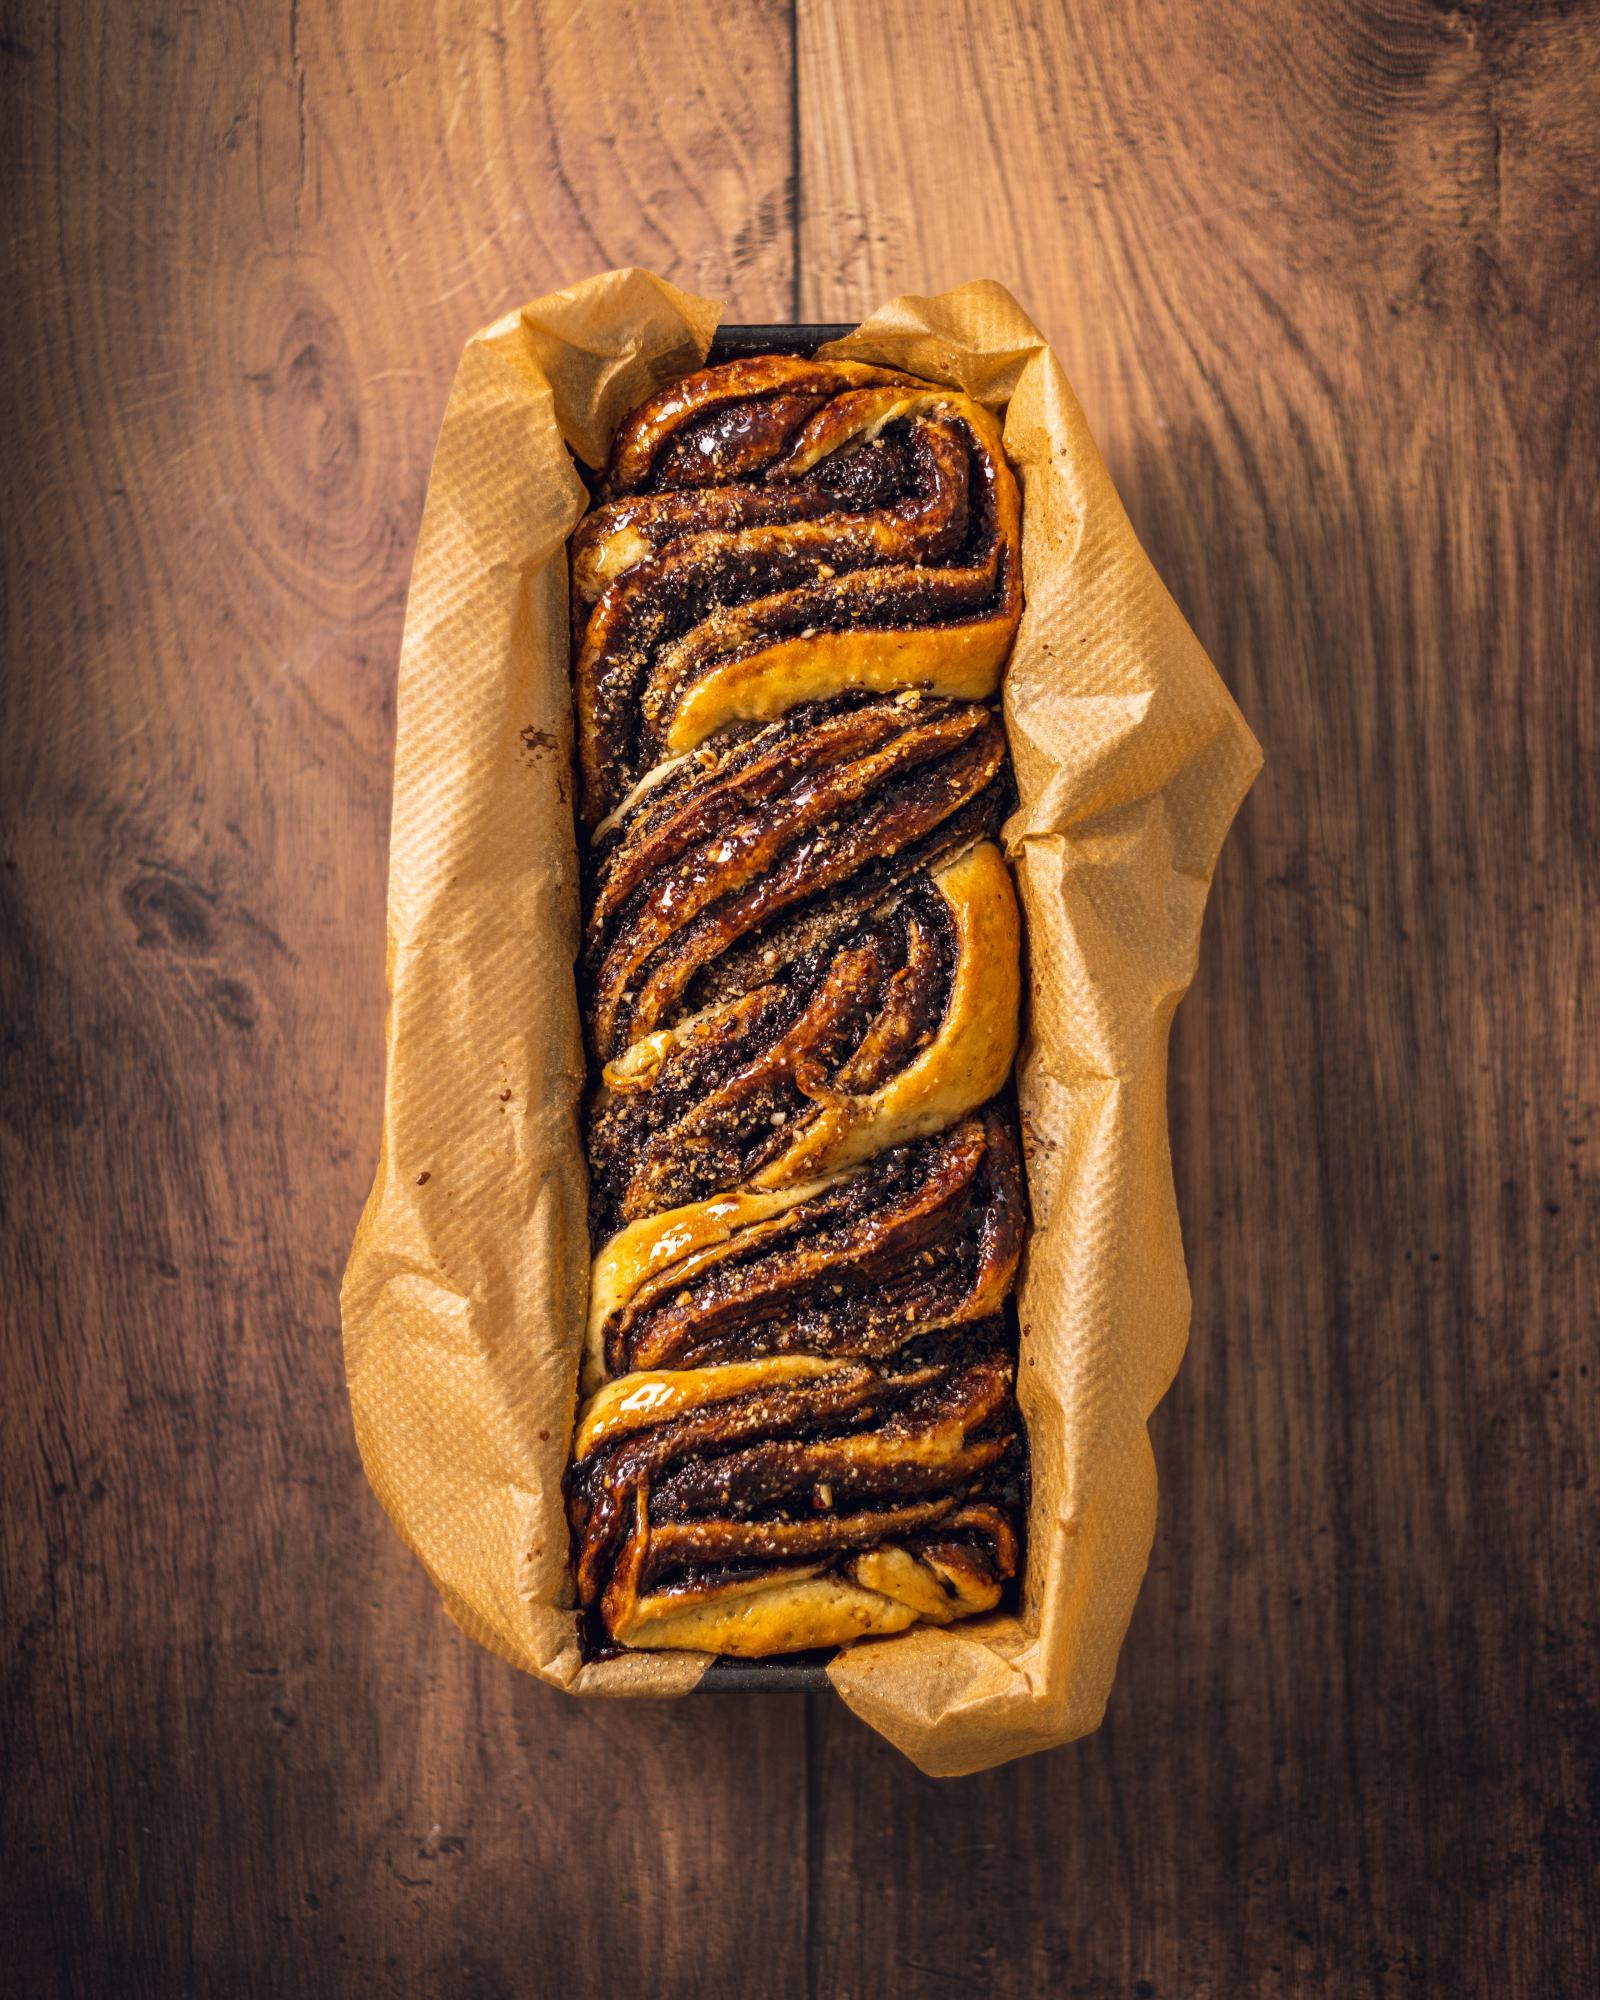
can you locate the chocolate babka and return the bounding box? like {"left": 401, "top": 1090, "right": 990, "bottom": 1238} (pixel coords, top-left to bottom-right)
{"left": 564, "top": 354, "right": 1030, "bottom": 1658}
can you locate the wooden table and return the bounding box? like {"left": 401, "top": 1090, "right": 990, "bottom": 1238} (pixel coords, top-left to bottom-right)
{"left": 5, "top": 4, "right": 1596, "bottom": 1994}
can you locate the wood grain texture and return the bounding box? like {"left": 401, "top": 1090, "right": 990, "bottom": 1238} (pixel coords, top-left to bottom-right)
{"left": 801, "top": 1, "right": 1599, "bottom": 1995}
{"left": 2, "top": 2, "right": 802, "bottom": 1996}
{"left": 2, "top": 0, "right": 1596, "bottom": 1995}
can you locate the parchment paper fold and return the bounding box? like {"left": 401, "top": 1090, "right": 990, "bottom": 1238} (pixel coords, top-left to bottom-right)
{"left": 341, "top": 271, "right": 1261, "bottom": 1775}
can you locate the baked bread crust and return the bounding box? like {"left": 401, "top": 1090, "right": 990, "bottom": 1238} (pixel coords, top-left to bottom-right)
{"left": 587, "top": 836, "right": 1020, "bottom": 1232}
{"left": 574, "top": 362, "right": 1022, "bottom": 824}
{"left": 564, "top": 354, "right": 1031, "bottom": 1659}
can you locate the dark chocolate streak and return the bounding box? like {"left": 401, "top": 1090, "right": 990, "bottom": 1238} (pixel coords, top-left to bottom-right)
{"left": 602, "top": 358, "right": 916, "bottom": 493}
{"left": 566, "top": 1341, "right": 1024, "bottom": 1657}
{"left": 584, "top": 692, "right": 1009, "bottom": 1062}
{"left": 602, "top": 1110, "right": 1024, "bottom": 1378}
{"left": 566, "top": 358, "right": 1030, "bottom": 1656}
{"left": 586, "top": 879, "right": 957, "bottom": 1239}
{"left": 574, "top": 358, "right": 1020, "bottom": 821}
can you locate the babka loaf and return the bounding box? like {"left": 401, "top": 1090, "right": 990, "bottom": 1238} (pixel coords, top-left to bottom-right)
{"left": 564, "top": 354, "right": 1030, "bottom": 1659}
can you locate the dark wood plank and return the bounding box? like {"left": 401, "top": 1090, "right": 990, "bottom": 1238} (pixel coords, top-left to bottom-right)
{"left": 8, "top": 1, "right": 1598, "bottom": 1995}
{"left": 799, "top": 2, "right": 1600, "bottom": 1995}
{"left": 1, "top": 4, "right": 802, "bottom": 1996}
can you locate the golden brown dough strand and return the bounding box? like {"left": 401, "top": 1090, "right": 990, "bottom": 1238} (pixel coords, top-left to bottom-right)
{"left": 563, "top": 355, "right": 1030, "bottom": 1661}
{"left": 574, "top": 359, "right": 1022, "bottom": 824}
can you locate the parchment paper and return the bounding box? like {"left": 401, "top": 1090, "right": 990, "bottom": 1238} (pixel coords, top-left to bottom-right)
{"left": 341, "top": 269, "right": 1261, "bottom": 1776}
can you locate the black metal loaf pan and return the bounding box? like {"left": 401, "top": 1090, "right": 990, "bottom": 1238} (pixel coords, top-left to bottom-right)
{"left": 708, "top": 321, "right": 851, "bottom": 364}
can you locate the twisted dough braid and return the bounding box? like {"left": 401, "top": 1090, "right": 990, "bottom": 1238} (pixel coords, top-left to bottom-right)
{"left": 564, "top": 356, "right": 1030, "bottom": 1658}
{"left": 573, "top": 356, "right": 1022, "bottom": 825}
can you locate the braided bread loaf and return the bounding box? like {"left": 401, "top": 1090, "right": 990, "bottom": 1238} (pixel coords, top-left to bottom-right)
{"left": 565, "top": 355, "right": 1030, "bottom": 1658}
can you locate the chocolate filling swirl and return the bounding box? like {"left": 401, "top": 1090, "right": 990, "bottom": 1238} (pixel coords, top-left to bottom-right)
{"left": 584, "top": 692, "right": 1011, "bottom": 1061}
{"left": 567, "top": 1347, "right": 1023, "bottom": 1655}
{"left": 595, "top": 1110, "right": 1024, "bottom": 1379}
{"left": 563, "top": 355, "right": 1031, "bottom": 1660}
{"left": 587, "top": 878, "right": 959, "bottom": 1237}
{"left": 572, "top": 356, "right": 1023, "bottom": 823}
